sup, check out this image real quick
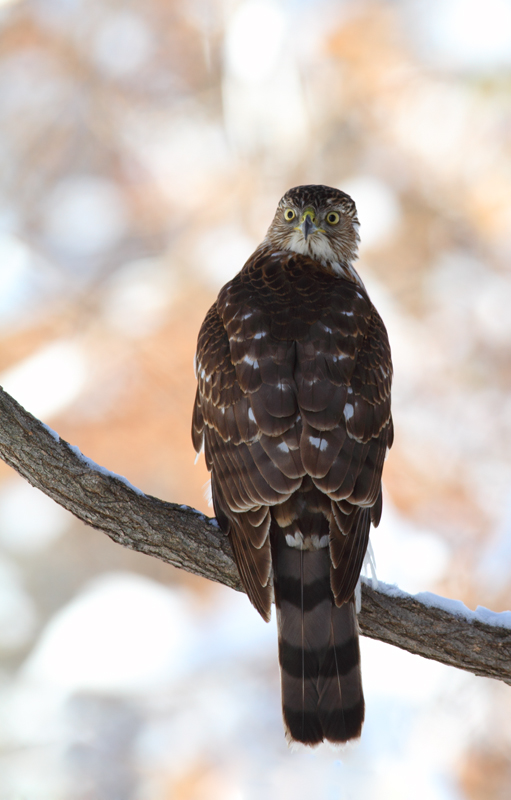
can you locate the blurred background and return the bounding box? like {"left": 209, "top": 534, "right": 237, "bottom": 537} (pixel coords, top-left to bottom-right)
{"left": 0, "top": 0, "right": 511, "bottom": 797}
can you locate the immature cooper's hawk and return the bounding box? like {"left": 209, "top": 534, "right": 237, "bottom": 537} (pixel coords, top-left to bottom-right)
{"left": 192, "top": 185, "right": 393, "bottom": 744}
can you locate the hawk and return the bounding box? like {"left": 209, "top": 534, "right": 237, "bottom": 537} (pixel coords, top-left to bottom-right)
{"left": 192, "top": 185, "right": 393, "bottom": 745}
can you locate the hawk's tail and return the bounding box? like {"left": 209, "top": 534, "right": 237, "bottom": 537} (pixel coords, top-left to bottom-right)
{"left": 272, "top": 535, "right": 365, "bottom": 745}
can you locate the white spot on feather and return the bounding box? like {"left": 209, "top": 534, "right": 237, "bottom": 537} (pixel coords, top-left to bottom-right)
{"left": 309, "top": 436, "right": 328, "bottom": 451}
{"left": 252, "top": 331, "right": 267, "bottom": 340}
{"left": 243, "top": 354, "right": 259, "bottom": 366}
{"left": 285, "top": 532, "right": 304, "bottom": 549}
{"left": 248, "top": 407, "right": 256, "bottom": 422}
{"left": 310, "top": 534, "right": 329, "bottom": 549}
{"left": 277, "top": 441, "right": 290, "bottom": 453}
{"left": 344, "top": 403, "right": 354, "bottom": 421}
{"left": 285, "top": 532, "right": 329, "bottom": 550}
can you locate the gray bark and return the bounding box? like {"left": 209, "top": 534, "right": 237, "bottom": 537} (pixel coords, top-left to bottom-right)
{"left": 1, "top": 385, "right": 510, "bottom": 685}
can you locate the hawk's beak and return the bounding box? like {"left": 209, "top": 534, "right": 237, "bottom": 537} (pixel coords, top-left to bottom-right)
{"left": 300, "top": 209, "right": 317, "bottom": 241}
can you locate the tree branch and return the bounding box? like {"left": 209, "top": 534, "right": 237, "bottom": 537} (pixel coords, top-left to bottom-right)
{"left": 1, "top": 385, "right": 510, "bottom": 685}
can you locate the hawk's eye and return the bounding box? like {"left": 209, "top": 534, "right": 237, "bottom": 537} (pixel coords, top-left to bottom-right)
{"left": 284, "top": 208, "right": 296, "bottom": 222}
{"left": 326, "top": 211, "right": 340, "bottom": 225}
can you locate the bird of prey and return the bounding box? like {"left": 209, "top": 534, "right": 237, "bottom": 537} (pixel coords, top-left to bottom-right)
{"left": 192, "top": 184, "right": 393, "bottom": 745}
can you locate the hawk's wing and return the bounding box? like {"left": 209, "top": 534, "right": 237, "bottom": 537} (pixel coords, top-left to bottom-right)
{"left": 192, "top": 299, "right": 302, "bottom": 620}
{"left": 192, "top": 250, "right": 393, "bottom": 619}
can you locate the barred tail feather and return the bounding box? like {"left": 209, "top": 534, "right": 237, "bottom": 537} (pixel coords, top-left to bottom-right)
{"left": 317, "top": 601, "right": 365, "bottom": 742}
{"left": 273, "top": 535, "right": 364, "bottom": 745}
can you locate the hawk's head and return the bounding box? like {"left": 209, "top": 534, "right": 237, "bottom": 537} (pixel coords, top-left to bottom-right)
{"left": 264, "top": 184, "right": 361, "bottom": 279}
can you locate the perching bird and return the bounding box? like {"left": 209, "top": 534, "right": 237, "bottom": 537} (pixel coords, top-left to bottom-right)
{"left": 192, "top": 185, "right": 393, "bottom": 745}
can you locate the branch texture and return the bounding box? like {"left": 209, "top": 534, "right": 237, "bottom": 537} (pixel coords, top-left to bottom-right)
{"left": 1, "top": 385, "right": 510, "bottom": 685}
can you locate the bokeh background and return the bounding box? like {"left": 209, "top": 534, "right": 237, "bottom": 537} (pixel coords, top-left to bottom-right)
{"left": 1, "top": 0, "right": 511, "bottom": 797}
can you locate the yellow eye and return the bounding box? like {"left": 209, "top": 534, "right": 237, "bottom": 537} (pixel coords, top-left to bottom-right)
{"left": 326, "top": 211, "right": 340, "bottom": 225}
{"left": 284, "top": 208, "right": 296, "bottom": 222}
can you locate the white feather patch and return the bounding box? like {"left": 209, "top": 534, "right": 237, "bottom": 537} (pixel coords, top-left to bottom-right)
{"left": 203, "top": 478, "right": 213, "bottom": 507}
{"left": 344, "top": 403, "right": 354, "bottom": 421}
{"left": 194, "top": 444, "right": 204, "bottom": 465}
{"left": 309, "top": 436, "right": 328, "bottom": 451}
{"left": 285, "top": 531, "right": 304, "bottom": 549}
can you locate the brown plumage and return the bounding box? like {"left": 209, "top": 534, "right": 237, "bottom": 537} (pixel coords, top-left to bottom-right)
{"left": 192, "top": 185, "right": 393, "bottom": 745}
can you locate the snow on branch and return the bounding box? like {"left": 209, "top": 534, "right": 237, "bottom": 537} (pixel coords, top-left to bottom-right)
{"left": 1, "top": 385, "right": 510, "bottom": 685}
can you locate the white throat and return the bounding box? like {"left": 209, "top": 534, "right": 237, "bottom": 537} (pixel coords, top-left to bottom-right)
{"left": 282, "top": 230, "right": 365, "bottom": 288}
